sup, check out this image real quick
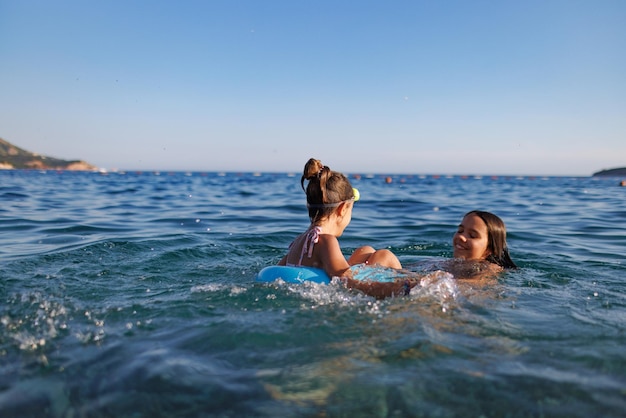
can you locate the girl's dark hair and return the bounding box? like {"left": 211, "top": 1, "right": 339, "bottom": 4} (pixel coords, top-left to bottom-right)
{"left": 465, "top": 210, "right": 517, "bottom": 269}
{"left": 301, "top": 158, "right": 353, "bottom": 223}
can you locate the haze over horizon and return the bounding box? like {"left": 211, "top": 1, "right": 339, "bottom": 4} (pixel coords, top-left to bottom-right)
{"left": 1, "top": 1, "right": 625, "bottom": 176}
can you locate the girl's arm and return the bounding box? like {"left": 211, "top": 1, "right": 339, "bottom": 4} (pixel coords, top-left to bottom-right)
{"left": 444, "top": 259, "right": 502, "bottom": 280}
{"left": 317, "top": 235, "right": 351, "bottom": 278}
{"left": 344, "top": 277, "right": 419, "bottom": 300}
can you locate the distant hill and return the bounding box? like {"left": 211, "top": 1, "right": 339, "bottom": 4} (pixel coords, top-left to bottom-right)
{"left": 0, "top": 138, "right": 97, "bottom": 170}
{"left": 592, "top": 167, "right": 626, "bottom": 177}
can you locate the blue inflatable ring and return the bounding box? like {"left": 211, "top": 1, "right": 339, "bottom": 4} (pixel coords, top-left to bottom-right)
{"left": 256, "top": 265, "right": 405, "bottom": 284}
{"left": 256, "top": 266, "right": 331, "bottom": 284}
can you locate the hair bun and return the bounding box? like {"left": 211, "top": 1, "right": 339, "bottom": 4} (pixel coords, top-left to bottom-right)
{"left": 302, "top": 158, "right": 326, "bottom": 186}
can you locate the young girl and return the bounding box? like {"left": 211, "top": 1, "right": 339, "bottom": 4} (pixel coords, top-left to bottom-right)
{"left": 278, "top": 158, "right": 401, "bottom": 278}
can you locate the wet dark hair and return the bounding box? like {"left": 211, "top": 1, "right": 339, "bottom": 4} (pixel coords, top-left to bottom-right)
{"left": 464, "top": 210, "right": 517, "bottom": 269}
{"left": 301, "top": 158, "right": 353, "bottom": 223}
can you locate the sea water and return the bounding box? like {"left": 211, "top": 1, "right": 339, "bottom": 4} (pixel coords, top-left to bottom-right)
{"left": 0, "top": 170, "right": 624, "bottom": 417}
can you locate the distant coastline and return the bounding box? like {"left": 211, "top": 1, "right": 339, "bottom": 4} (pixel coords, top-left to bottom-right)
{"left": 592, "top": 167, "right": 626, "bottom": 177}
{"left": 1, "top": 136, "right": 624, "bottom": 177}
{"left": 0, "top": 138, "right": 98, "bottom": 171}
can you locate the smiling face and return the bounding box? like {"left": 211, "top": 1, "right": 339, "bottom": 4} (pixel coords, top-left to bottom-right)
{"left": 452, "top": 213, "right": 492, "bottom": 261}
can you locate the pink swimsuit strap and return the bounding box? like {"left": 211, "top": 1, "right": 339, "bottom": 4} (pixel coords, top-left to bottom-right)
{"left": 298, "top": 226, "right": 321, "bottom": 266}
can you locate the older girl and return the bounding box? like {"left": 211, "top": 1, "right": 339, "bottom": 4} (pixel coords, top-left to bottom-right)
{"left": 447, "top": 210, "right": 517, "bottom": 278}
{"left": 346, "top": 210, "right": 517, "bottom": 299}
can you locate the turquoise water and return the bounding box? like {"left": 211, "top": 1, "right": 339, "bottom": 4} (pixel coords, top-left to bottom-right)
{"left": 1, "top": 170, "right": 624, "bottom": 417}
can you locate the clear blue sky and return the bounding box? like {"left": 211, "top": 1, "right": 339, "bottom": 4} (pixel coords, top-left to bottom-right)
{"left": 1, "top": 0, "right": 625, "bottom": 175}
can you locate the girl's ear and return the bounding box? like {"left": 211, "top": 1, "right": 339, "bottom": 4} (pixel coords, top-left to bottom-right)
{"left": 337, "top": 201, "right": 350, "bottom": 217}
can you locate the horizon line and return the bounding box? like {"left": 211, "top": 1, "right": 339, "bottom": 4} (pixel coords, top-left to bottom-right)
{"left": 3, "top": 168, "right": 621, "bottom": 179}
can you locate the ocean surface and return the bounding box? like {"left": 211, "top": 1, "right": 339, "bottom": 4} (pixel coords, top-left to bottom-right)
{"left": 1, "top": 169, "right": 624, "bottom": 417}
